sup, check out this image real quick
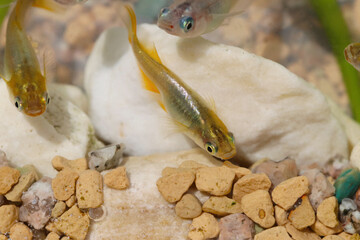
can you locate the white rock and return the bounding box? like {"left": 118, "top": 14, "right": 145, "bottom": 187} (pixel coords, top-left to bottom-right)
{"left": 0, "top": 81, "right": 102, "bottom": 177}
{"left": 351, "top": 143, "right": 360, "bottom": 169}
{"left": 85, "top": 24, "right": 348, "bottom": 166}
{"left": 328, "top": 99, "right": 360, "bottom": 169}
{"left": 88, "top": 149, "right": 221, "bottom": 239}
{"left": 328, "top": 99, "right": 360, "bottom": 148}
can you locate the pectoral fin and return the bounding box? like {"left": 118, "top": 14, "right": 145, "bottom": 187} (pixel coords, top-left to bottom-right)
{"left": 166, "top": 118, "right": 189, "bottom": 134}
{"left": 204, "top": 95, "right": 217, "bottom": 113}
{"left": 0, "top": 73, "right": 8, "bottom": 82}
{"left": 0, "top": 63, "right": 9, "bottom": 82}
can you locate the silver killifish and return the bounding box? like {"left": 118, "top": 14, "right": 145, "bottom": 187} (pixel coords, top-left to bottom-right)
{"left": 120, "top": 5, "right": 236, "bottom": 159}
{"left": 1, "top": 0, "right": 64, "bottom": 116}
{"left": 157, "top": 0, "right": 252, "bottom": 38}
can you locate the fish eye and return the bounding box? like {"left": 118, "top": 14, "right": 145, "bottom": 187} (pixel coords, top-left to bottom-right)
{"left": 44, "top": 93, "right": 50, "bottom": 105}
{"left": 229, "top": 132, "right": 235, "bottom": 143}
{"left": 180, "top": 16, "right": 194, "bottom": 33}
{"left": 160, "top": 7, "right": 169, "bottom": 17}
{"left": 205, "top": 142, "right": 218, "bottom": 154}
{"left": 14, "top": 97, "right": 23, "bottom": 111}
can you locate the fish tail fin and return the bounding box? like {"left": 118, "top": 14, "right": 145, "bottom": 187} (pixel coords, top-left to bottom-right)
{"left": 33, "top": 0, "right": 65, "bottom": 13}
{"left": 120, "top": 4, "right": 137, "bottom": 44}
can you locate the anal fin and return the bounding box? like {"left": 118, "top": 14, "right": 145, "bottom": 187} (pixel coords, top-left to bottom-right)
{"left": 139, "top": 66, "right": 160, "bottom": 94}
{"left": 138, "top": 42, "right": 169, "bottom": 112}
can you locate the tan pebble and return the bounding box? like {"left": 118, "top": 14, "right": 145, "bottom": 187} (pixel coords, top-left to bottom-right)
{"left": 61, "top": 237, "right": 71, "bottom": 240}
{"left": 63, "top": 13, "right": 96, "bottom": 48}
{"left": 0, "top": 166, "right": 20, "bottom": 194}
{"left": 179, "top": 160, "right": 208, "bottom": 170}
{"left": 156, "top": 172, "right": 195, "bottom": 203}
{"left": 45, "top": 222, "right": 61, "bottom": 236}
{"left": 55, "top": 205, "right": 90, "bottom": 240}
{"left": 275, "top": 205, "right": 289, "bottom": 226}
{"left": 241, "top": 190, "right": 275, "bottom": 228}
{"left": 272, "top": 176, "right": 309, "bottom": 210}
{"left": 52, "top": 169, "right": 79, "bottom": 201}
{"left": 327, "top": 176, "right": 335, "bottom": 185}
{"left": 46, "top": 232, "right": 60, "bottom": 240}
{"left": 161, "top": 167, "right": 195, "bottom": 177}
{"left": 5, "top": 170, "right": 36, "bottom": 202}
{"left": 92, "top": 4, "right": 116, "bottom": 24}
{"left": 322, "top": 236, "right": 343, "bottom": 240}
{"left": 52, "top": 156, "right": 88, "bottom": 173}
{"left": 254, "top": 226, "right": 292, "bottom": 240}
{"left": 103, "top": 166, "right": 129, "bottom": 190}
{"left": 317, "top": 196, "right": 339, "bottom": 228}
{"left": 76, "top": 170, "right": 103, "bottom": 209}
{"left": 9, "top": 222, "right": 33, "bottom": 240}
{"left": 188, "top": 212, "right": 219, "bottom": 240}
{"left": 52, "top": 201, "right": 67, "bottom": 218}
{"left": 337, "top": 232, "right": 352, "bottom": 240}
{"left": 203, "top": 196, "right": 242, "bottom": 216}
{"left": 311, "top": 220, "right": 342, "bottom": 236}
{"left": 175, "top": 194, "right": 202, "bottom": 219}
{"left": 0, "top": 234, "right": 6, "bottom": 240}
{"left": 288, "top": 195, "right": 315, "bottom": 230}
{"left": 195, "top": 166, "right": 235, "bottom": 196}
{"left": 65, "top": 195, "right": 76, "bottom": 208}
{"left": 222, "top": 161, "right": 251, "bottom": 180}
{"left": 18, "top": 165, "right": 39, "bottom": 180}
{"left": 285, "top": 223, "right": 321, "bottom": 240}
{"left": 0, "top": 205, "right": 19, "bottom": 234}
{"left": 233, "top": 173, "right": 271, "bottom": 203}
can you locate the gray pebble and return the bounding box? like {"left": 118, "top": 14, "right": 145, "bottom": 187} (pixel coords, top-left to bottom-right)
{"left": 252, "top": 157, "right": 298, "bottom": 188}
{"left": 301, "top": 169, "right": 335, "bottom": 209}
{"left": 219, "top": 213, "right": 255, "bottom": 240}
{"left": 19, "top": 177, "right": 56, "bottom": 229}
{"left": 88, "top": 143, "right": 125, "bottom": 172}
{"left": 339, "top": 198, "right": 359, "bottom": 234}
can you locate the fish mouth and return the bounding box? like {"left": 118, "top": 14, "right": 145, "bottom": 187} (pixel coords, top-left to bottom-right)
{"left": 221, "top": 149, "right": 236, "bottom": 160}
{"left": 25, "top": 105, "right": 46, "bottom": 117}
{"left": 157, "top": 20, "right": 174, "bottom": 33}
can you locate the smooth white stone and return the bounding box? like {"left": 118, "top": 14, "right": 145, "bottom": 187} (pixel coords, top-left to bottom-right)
{"left": 84, "top": 24, "right": 348, "bottom": 166}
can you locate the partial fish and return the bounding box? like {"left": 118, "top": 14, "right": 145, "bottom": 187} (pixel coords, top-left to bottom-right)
{"left": 1, "top": 0, "right": 64, "bottom": 116}
{"left": 120, "top": 4, "right": 236, "bottom": 159}
{"left": 157, "top": 0, "right": 252, "bottom": 38}
{"left": 345, "top": 43, "right": 360, "bottom": 72}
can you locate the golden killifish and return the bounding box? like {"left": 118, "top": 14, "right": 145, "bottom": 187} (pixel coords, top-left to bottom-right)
{"left": 1, "top": 0, "right": 63, "bottom": 116}
{"left": 345, "top": 43, "right": 360, "bottom": 72}
{"left": 120, "top": 5, "right": 236, "bottom": 159}
{"left": 157, "top": 0, "right": 253, "bottom": 38}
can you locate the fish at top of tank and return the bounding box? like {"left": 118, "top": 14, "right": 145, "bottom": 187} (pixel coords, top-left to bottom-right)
{"left": 157, "top": 0, "right": 253, "bottom": 38}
